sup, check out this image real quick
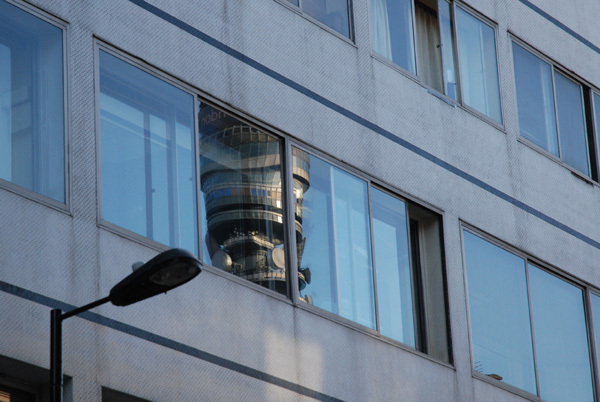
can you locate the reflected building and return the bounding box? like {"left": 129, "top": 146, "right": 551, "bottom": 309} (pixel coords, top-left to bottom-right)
{"left": 199, "top": 103, "right": 311, "bottom": 295}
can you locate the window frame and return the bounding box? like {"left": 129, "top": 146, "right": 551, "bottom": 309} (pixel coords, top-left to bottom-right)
{"left": 0, "top": 0, "right": 70, "bottom": 211}
{"left": 510, "top": 36, "right": 597, "bottom": 181}
{"left": 289, "top": 140, "right": 452, "bottom": 365}
{"left": 94, "top": 41, "right": 202, "bottom": 254}
{"left": 367, "top": 0, "right": 504, "bottom": 128}
{"left": 461, "top": 224, "right": 599, "bottom": 401}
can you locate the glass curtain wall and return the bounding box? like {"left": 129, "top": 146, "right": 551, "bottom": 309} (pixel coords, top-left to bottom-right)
{"left": 99, "top": 50, "right": 197, "bottom": 253}
{"left": 0, "top": 1, "right": 64, "bottom": 202}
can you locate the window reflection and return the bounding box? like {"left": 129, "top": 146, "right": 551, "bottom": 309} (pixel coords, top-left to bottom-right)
{"left": 199, "top": 103, "right": 292, "bottom": 295}
{"left": 0, "top": 1, "right": 64, "bottom": 202}
{"left": 294, "top": 148, "right": 376, "bottom": 329}
{"left": 99, "top": 51, "right": 197, "bottom": 253}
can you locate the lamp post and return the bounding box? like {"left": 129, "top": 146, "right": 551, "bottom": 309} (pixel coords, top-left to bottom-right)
{"left": 50, "top": 248, "right": 202, "bottom": 402}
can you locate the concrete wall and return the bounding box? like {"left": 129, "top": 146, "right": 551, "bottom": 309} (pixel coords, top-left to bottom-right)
{"left": 1, "top": 0, "right": 599, "bottom": 400}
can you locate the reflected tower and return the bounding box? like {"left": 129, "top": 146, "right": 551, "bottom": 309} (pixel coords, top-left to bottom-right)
{"left": 199, "top": 104, "right": 310, "bottom": 295}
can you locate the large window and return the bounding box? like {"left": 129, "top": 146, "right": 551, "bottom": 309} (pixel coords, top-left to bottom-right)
{"left": 0, "top": 0, "right": 65, "bottom": 203}
{"left": 99, "top": 50, "right": 198, "bottom": 253}
{"left": 463, "top": 229, "right": 594, "bottom": 401}
{"left": 513, "top": 42, "right": 591, "bottom": 176}
{"left": 295, "top": 148, "right": 450, "bottom": 362}
{"left": 285, "top": 0, "right": 352, "bottom": 39}
{"left": 370, "top": 0, "right": 502, "bottom": 123}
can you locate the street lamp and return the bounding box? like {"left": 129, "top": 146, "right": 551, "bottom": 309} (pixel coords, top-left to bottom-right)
{"left": 50, "top": 248, "right": 202, "bottom": 402}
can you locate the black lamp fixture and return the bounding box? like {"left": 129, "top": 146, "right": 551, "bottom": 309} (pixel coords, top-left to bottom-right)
{"left": 50, "top": 248, "right": 202, "bottom": 402}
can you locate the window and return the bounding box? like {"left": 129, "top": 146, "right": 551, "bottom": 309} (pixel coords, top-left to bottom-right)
{"left": 99, "top": 49, "right": 198, "bottom": 253}
{"left": 0, "top": 384, "right": 35, "bottom": 402}
{"left": 369, "top": 1, "right": 502, "bottom": 123}
{"left": 0, "top": 0, "right": 65, "bottom": 203}
{"left": 463, "top": 229, "right": 594, "bottom": 401}
{"left": 285, "top": 0, "right": 352, "bottom": 38}
{"left": 512, "top": 42, "right": 591, "bottom": 176}
{"left": 295, "top": 148, "right": 450, "bottom": 362}
{"left": 198, "top": 102, "right": 287, "bottom": 296}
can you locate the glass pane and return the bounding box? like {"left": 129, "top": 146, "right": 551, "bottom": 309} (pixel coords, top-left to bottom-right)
{"left": 456, "top": 8, "right": 502, "bottom": 123}
{"left": 594, "top": 93, "right": 600, "bottom": 172}
{"left": 554, "top": 72, "right": 590, "bottom": 176}
{"left": 528, "top": 265, "right": 594, "bottom": 402}
{"left": 463, "top": 231, "right": 536, "bottom": 394}
{"left": 512, "top": 43, "right": 559, "bottom": 155}
{"left": 99, "top": 51, "right": 197, "bottom": 253}
{"left": 415, "top": 1, "right": 443, "bottom": 92}
{"left": 370, "top": 0, "right": 416, "bottom": 74}
{"left": 199, "top": 103, "right": 286, "bottom": 295}
{"left": 0, "top": 1, "right": 64, "bottom": 202}
{"left": 372, "top": 188, "right": 415, "bottom": 346}
{"left": 591, "top": 293, "right": 600, "bottom": 377}
{"left": 303, "top": 0, "right": 351, "bottom": 38}
{"left": 295, "top": 149, "right": 376, "bottom": 329}
{"left": 438, "top": 0, "right": 457, "bottom": 100}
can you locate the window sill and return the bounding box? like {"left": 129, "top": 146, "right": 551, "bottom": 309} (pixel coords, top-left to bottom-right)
{"left": 370, "top": 52, "right": 506, "bottom": 135}
{"left": 472, "top": 371, "right": 541, "bottom": 402}
{"left": 198, "top": 256, "right": 455, "bottom": 371}
{"left": 272, "top": 0, "right": 356, "bottom": 47}
{"left": 517, "top": 136, "right": 595, "bottom": 186}
{"left": 0, "top": 179, "right": 70, "bottom": 215}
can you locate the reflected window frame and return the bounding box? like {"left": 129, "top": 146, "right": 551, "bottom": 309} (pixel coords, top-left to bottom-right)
{"left": 462, "top": 226, "right": 599, "bottom": 401}
{"left": 0, "top": 0, "right": 69, "bottom": 209}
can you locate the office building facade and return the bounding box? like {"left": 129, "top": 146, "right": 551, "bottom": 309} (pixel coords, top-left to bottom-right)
{"left": 2, "top": 0, "right": 600, "bottom": 400}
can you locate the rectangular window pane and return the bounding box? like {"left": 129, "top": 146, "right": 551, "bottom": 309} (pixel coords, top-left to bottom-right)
{"left": 591, "top": 293, "right": 600, "bottom": 378}
{"left": 593, "top": 93, "right": 600, "bottom": 171}
{"left": 99, "top": 50, "right": 197, "bottom": 253}
{"left": 528, "top": 265, "right": 594, "bottom": 402}
{"left": 199, "top": 103, "right": 286, "bottom": 295}
{"left": 456, "top": 8, "right": 502, "bottom": 123}
{"left": 438, "top": 0, "right": 457, "bottom": 100}
{"left": 415, "top": 1, "right": 443, "bottom": 93}
{"left": 372, "top": 188, "right": 415, "bottom": 346}
{"left": 370, "top": 0, "right": 416, "bottom": 74}
{"left": 512, "top": 42, "right": 559, "bottom": 156}
{"left": 302, "top": 0, "right": 351, "bottom": 38}
{"left": 554, "top": 72, "right": 590, "bottom": 176}
{"left": 463, "top": 231, "right": 537, "bottom": 394}
{"left": 0, "top": 1, "right": 64, "bottom": 202}
{"left": 295, "top": 148, "right": 376, "bottom": 329}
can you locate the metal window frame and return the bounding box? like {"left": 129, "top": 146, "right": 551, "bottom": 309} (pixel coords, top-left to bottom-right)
{"left": 510, "top": 36, "right": 596, "bottom": 181}
{"left": 453, "top": 2, "right": 505, "bottom": 126}
{"left": 461, "top": 223, "right": 600, "bottom": 402}
{"left": 0, "top": 0, "right": 71, "bottom": 212}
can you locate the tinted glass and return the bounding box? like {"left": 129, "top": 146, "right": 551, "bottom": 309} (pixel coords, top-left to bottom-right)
{"left": 372, "top": 188, "right": 415, "bottom": 345}
{"left": 0, "top": 1, "right": 64, "bottom": 202}
{"left": 512, "top": 43, "right": 558, "bottom": 155}
{"left": 100, "top": 51, "right": 197, "bottom": 253}
{"left": 554, "top": 72, "right": 589, "bottom": 176}
{"left": 370, "top": 0, "right": 416, "bottom": 74}
{"left": 199, "top": 103, "right": 286, "bottom": 295}
{"left": 528, "top": 265, "right": 594, "bottom": 402}
{"left": 303, "top": 0, "right": 351, "bottom": 38}
{"left": 463, "top": 231, "right": 536, "bottom": 394}
{"left": 295, "top": 149, "right": 376, "bottom": 329}
{"left": 456, "top": 8, "right": 502, "bottom": 123}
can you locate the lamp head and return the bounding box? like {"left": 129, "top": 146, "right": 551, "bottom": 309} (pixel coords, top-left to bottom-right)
{"left": 109, "top": 248, "right": 202, "bottom": 307}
